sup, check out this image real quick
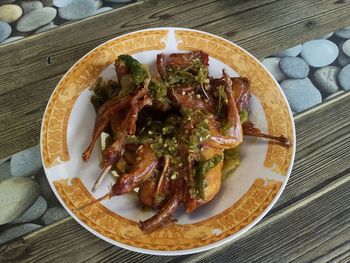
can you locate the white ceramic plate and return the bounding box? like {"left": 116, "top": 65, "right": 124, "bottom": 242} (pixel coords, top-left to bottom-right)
{"left": 41, "top": 27, "right": 295, "bottom": 255}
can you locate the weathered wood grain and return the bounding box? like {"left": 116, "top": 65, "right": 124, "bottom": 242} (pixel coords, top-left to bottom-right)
{"left": 180, "top": 174, "right": 350, "bottom": 263}
{"left": 1, "top": 91, "right": 349, "bottom": 262}
{"left": 1, "top": 0, "right": 350, "bottom": 158}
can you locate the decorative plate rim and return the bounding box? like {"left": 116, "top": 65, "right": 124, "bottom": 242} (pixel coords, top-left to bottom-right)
{"left": 40, "top": 27, "right": 296, "bottom": 256}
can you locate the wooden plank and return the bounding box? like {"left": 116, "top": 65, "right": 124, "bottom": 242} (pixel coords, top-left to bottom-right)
{"left": 180, "top": 173, "right": 350, "bottom": 263}
{"left": 1, "top": 92, "right": 350, "bottom": 262}
{"left": 1, "top": 0, "right": 350, "bottom": 158}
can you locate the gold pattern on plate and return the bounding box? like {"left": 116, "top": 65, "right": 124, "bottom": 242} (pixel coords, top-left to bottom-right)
{"left": 54, "top": 177, "right": 281, "bottom": 250}
{"left": 41, "top": 29, "right": 294, "bottom": 251}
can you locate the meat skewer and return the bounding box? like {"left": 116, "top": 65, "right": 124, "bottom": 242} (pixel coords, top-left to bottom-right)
{"left": 75, "top": 146, "right": 158, "bottom": 210}
{"left": 139, "top": 178, "right": 185, "bottom": 233}
{"left": 205, "top": 70, "right": 243, "bottom": 149}
{"left": 91, "top": 165, "right": 112, "bottom": 192}
{"left": 82, "top": 96, "right": 131, "bottom": 161}
{"left": 90, "top": 79, "right": 151, "bottom": 192}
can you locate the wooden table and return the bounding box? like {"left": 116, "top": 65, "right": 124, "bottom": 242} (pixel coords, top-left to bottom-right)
{"left": 1, "top": 0, "right": 350, "bottom": 262}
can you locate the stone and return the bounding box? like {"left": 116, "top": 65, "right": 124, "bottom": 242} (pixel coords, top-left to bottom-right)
{"left": 10, "top": 145, "right": 42, "bottom": 177}
{"left": 58, "top": 0, "right": 96, "bottom": 20}
{"left": 93, "top": 7, "right": 113, "bottom": 15}
{"left": 342, "top": 39, "right": 350, "bottom": 57}
{"left": 335, "top": 28, "right": 350, "bottom": 39}
{"left": 313, "top": 66, "right": 340, "bottom": 94}
{"left": 0, "top": 224, "right": 41, "bottom": 245}
{"left": 53, "top": 0, "right": 71, "bottom": 7}
{"left": 0, "top": 161, "right": 11, "bottom": 182}
{"left": 279, "top": 57, "right": 309, "bottom": 79}
{"left": 42, "top": 207, "right": 69, "bottom": 225}
{"left": 0, "top": 21, "right": 12, "bottom": 43}
{"left": 95, "top": 0, "right": 103, "bottom": 8}
{"left": 0, "top": 4, "right": 23, "bottom": 23}
{"left": 1, "top": 36, "right": 24, "bottom": 44}
{"left": 337, "top": 42, "right": 350, "bottom": 67}
{"left": 0, "top": 177, "right": 40, "bottom": 225}
{"left": 338, "top": 64, "right": 350, "bottom": 91}
{"left": 274, "top": 44, "right": 302, "bottom": 57}
{"left": 35, "top": 22, "right": 58, "bottom": 33}
{"left": 301, "top": 40, "right": 339, "bottom": 67}
{"left": 37, "top": 169, "right": 59, "bottom": 206}
{"left": 338, "top": 54, "right": 350, "bottom": 67}
{"left": 262, "top": 57, "right": 286, "bottom": 82}
{"left": 280, "top": 78, "right": 322, "bottom": 113}
{"left": 320, "top": 32, "right": 334, "bottom": 39}
{"left": 21, "top": 1, "right": 43, "bottom": 14}
{"left": 11, "top": 196, "right": 47, "bottom": 224}
{"left": 16, "top": 7, "right": 57, "bottom": 32}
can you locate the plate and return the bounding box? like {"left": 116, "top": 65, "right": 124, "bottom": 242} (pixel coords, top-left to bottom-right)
{"left": 40, "top": 27, "right": 295, "bottom": 255}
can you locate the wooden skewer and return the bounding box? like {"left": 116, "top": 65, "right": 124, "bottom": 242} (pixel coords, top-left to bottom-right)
{"left": 91, "top": 165, "right": 112, "bottom": 192}
{"left": 73, "top": 192, "right": 112, "bottom": 212}
{"left": 155, "top": 156, "right": 169, "bottom": 198}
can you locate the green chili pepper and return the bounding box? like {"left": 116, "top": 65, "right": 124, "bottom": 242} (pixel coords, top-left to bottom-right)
{"left": 196, "top": 154, "right": 223, "bottom": 200}
{"left": 217, "top": 85, "right": 228, "bottom": 114}
{"left": 118, "top": 55, "right": 147, "bottom": 85}
{"left": 222, "top": 147, "right": 240, "bottom": 179}
{"left": 90, "top": 77, "right": 118, "bottom": 112}
{"left": 149, "top": 79, "right": 169, "bottom": 104}
{"left": 239, "top": 109, "right": 249, "bottom": 124}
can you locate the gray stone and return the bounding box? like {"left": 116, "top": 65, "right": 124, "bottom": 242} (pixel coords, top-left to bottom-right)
{"left": 11, "top": 196, "right": 47, "bottom": 224}
{"left": 335, "top": 28, "right": 350, "bottom": 39}
{"left": 53, "top": 0, "right": 71, "bottom": 7}
{"left": 21, "top": 1, "right": 43, "bottom": 14}
{"left": 313, "top": 66, "right": 340, "bottom": 94}
{"left": 320, "top": 32, "right": 334, "bottom": 39}
{"left": 301, "top": 40, "right": 339, "bottom": 67}
{"left": 0, "top": 4, "right": 23, "bottom": 23}
{"left": 0, "top": 224, "right": 41, "bottom": 245}
{"left": 1, "top": 36, "right": 24, "bottom": 44}
{"left": 0, "top": 177, "right": 40, "bottom": 225}
{"left": 279, "top": 57, "right": 309, "bottom": 79}
{"left": 58, "top": 0, "right": 96, "bottom": 20}
{"left": 93, "top": 7, "right": 113, "bottom": 15}
{"left": 0, "top": 21, "right": 12, "bottom": 43}
{"left": 0, "top": 161, "right": 11, "bottom": 182}
{"left": 338, "top": 64, "right": 350, "bottom": 90}
{"left": 16, "top": 7, "right": 57, "bottom": 32}
{"left": 280, "top": 78, "right": 322, "bottom": 113}
{"left": 37, "top": 169, "right": 59, "bottom": 206}
{"left": 95, "top": 0, "right": 103, "bottom": 8}
{"left": 337, "top": 41, "right": 350, "bottom": 67}
{"left": 274, "top": 44, "right": 302, "bottom": 57}
{"left": 35, "top": 22, "right": 58, "bottom": 33}
{"left": 10, "top": 145, "right": 42, "bottom": 177}
{"left": 42, "top": 207, "right": 69, "bottom": 225}
{"left": 342, "top": 39, "right": 350, "bottom": 57}
{"left": 262, "top": 57, "right": 286, "bottom": 82}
